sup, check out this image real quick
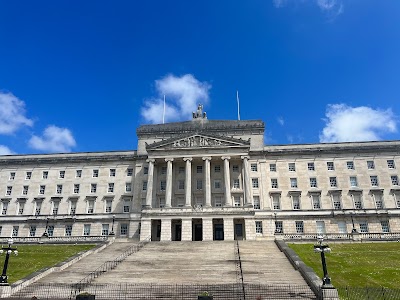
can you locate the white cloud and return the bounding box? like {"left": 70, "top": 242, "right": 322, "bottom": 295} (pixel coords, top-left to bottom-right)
{"left": 0, "top": 91, "right": 33, "bottom": 134}
{"left": 277, "top": 117, "right": 285, "bottom": 126}
{"left": 141, "top": 74, "right": 211, "bottom": 124}
{"left": 273, "top": 0, "right": 344, "bottom": 17}
{"left": 29, "top": 125, "right": 76, "bottom": 153}
{"left": 319, "top": 104, "right": 397, "bottom": 143}
{"left": 0, "top": 145, "right": 14, "bottom": 155}
{"left": 273, "top": 0, "right": 287, "bottom": 8}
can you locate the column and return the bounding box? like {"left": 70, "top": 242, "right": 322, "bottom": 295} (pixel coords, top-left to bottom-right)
{"left": 224, "top": 218, "right": 234, "bottom": 241}
{"left": 183, "top": 157, "right": 192, "bottom": 207}
{"left": 140, "top": 219, "right": 151, "bottom": 241}
{"left": 165, "top": 158, "right": 174, "bottom": 208}
{"left": 181, "top": 219, "right": 192, "bottom": 241}
{"left": 222, "top": 156, "right": 232, "bottom": 207}
{"left": 160, "top": 219, "right": 172, "bottom": 241}
{"left": 259, "top": 159, "right": 270, "bottom": 209}
{"left": 202, "top": 218, "right": 213, "bottom": 241}
{"left": 241, "top": 155, "right": 253, "bottom": 207}
{"left": 203, "top": 157, "right": 212, "bottom": 207}
{"left": 145, "top": 159, "right": 155, "bottom": 208}
{"left": 245, "top": 218, "right": 256, "bottom": 240}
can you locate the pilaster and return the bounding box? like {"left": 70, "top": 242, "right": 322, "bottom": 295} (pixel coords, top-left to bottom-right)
{"left": 202, "top": 218, "right": 213, "bottom": 241}
{"left": 161, "top": 218, "right": 172, "bottom": 241}
{"left": 181, "top": 219, "right": 192, "bottom": 241}
{"left": 224, "top": 218, "right": 234, "bottom": 241}
{"left": 245, "top": 218, "right": 256, "bottom": 240}
{"left": 140, "top": 219, "right": 151, "bottom": 241}
{"left": 165, "top": 158, "right": 174, "bottom": 208}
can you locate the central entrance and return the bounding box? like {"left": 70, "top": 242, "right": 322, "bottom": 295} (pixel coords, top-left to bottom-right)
{"left": 234, "top": 218, "right": 246, "bottom": 240}
{"left": 192, "top": 218, "right": 203, "bottom": 241}
{"left": 213, "top": 218, "right": 224, "bottom": 240}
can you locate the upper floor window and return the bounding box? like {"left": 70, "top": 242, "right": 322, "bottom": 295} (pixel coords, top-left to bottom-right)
{"left": 290, "top": 178, "right": 298, "bottom": 188}
{"left": 56, "top": 184, "right": 63, "bottom": 194}
{"left": 39, "top": 185, "right": 45, "bottom": 195}
{"left": 332, "top": 194, "right": 341, "bottom": 210}
{"left": 125, "top": 183, "right": 132, "bottom": 192}
{"left": 6, "top": 186, "right": 12, "bottom": 196}
{"left": 59, "top": 170, "right": 65, "bottom": 179}
{"left": 74, "top": 184, "right": 80, "bottom": 194}
{"left": 367, "top": 161, "right": 375, "bottom": 169}
{"left": 272, "top": 194, "right": 280, "bottom": 210}
{"left": 252, "top": 178, "right": 259, "bottom": 188}
{"left": 271, "top": 178, "right": 278, "bottom": 189}
{"left": 110, "top": 169, "right": 116, "bottom": 177}
{"left": 214, "top": 180, "right": 221, "bottom": 189}
{"left": 233, "top": 179, "right": 240, "bottom": 189}
{"left": 93, "top": 169, "right": 99, "bottom": 177}
{"left": 251, "top": 164, "right": 258, "bottom": 172}
{"left": 288, "top": 163, "right": 296, "bottom": 172}
{"left": 197, "top": 166, "right": 203, "bottom": 173}
{"left": 76, "top": 170, "right": 82, "bottom": 178}
{"left": 292, "top": 195, "right": 300, "bottom": 210}
{"left": 232, "top": 165, "right": 239, "bottom": 172}
{"left": 329, "top": 177, "right": 338, "bottom": 188}
{"left": 142, "top": 181, "right": 147, "bottom": 191}
{"left": 327, "top": 162, "right": 335, "bottom": 171}
{"left": 391, "top": 175, "right": 399, "bottom": 186}
{"left": 310, "top": 178, "right": 318, "bottom": 188}
{"left": 26, "top": 171, "right": 32, "bottom": 180}
{"left": 370, "top": 176, "right": 379, "bottom": 187}
{"left": 9, "top": 172, "right": 15, "bottom": 180}
{"left": 270, "top": 164, "right": 277, "bottom": 172}
{"left": 214, "top": 165, "right": 221, "bottom": 173}
{"left": 196, "top": 180, "right": 203, "bottom": 190}
{"left": 312, "top": 194, "right": 321, "bottom": 209}
{"left": 90, "top": 183, "right": 97, "bottom": 193}
{"left": 347, "top": 161, "right": 355, "bottom": 170}
{"left": 22, "top": 185, "right": 29, "bottom": 195}
{"left": 127, "top": 168, "right": 133, "bottom": 176}
{"left": 43, "top": 171, "right": 48, "bottom": 179}
{"left": 350, "top": 176, "right": 358, "bottom": 187}
{"left": 108, "top": 183, "right": 114, "bottom": 193}
{"left": 387, "top": 160, "right": 396, "bottom": 169}
{"left": 178, "top": 180, "right": 185, "bottom": 190}
{"left": 160, "top": 180, "right": 166, "bottom": 191}
{"left": 178, "top": 166, "right": 185, "bottom": 174}
{"left": 308, "top": 162, "right": 315, "bottom": 171}
{"left": 161, "top": 167, "right": 167, "bottom": 175}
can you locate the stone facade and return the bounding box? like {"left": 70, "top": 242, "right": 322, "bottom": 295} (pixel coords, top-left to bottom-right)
{"left": 0, "top": 111, "right": 399, "bottom": 241}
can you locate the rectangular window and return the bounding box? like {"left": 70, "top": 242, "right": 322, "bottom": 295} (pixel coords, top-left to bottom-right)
{"left": 290, "top": 178, "right": 298, "bottom": 188}
{"left": 255, "top": 221, "right": 263, "bottom": 234}
{"left": 56, "top": 184, "right": 63, "bottom": 194}
{"left": 177, "top": 197, "right": 184, "bottom": 207}
{"left": 292, "top": 195, "right": 300, "bottom": 210}
{"left": 214, "top": 165, "right": 221, "bottom": 172}
{"left": 332, "top": 194, "right": 341, "bottom": 210}
{"left": 370, "top": 176, "right": 379, "bottom": 186}
{"left": 83, "top": 224, "right": 91, "bottom": 236}
{"left": 270, "top": 163, "right": 277, "bottom": 172}
{"left": 142, "top": 181, "right": 147, "bottom": 191}
{"left": 52, "top": 201, "right": 59, "bottom": 215}
{"left": 312, "top": 194, "right": 321, "bottom": 209}
{"left": 178, "top": 180, "right": 185, "bottom": 190}
{"left": 253, "top": 196, "right": 260, "bottom": 209}
{"left": 347, "top": 161, "right": 355, "bottom": 170}
{"left": 125, "top": 183, "right": 132, "bottom": 192}
{"left": 108, "top": 183, "right": 114, "bottom": 193}
{"left": 120, "top": 224, "right": 128, "bottom": 235}
{"left": 271, "top": 178, "right": 278, "bottom": 189}
{"left": 233, "top": 179, "right": 240, "bottom": 189}
{"left": 176, "top": 166, "right": 183, "bottom": 174}
{"left": 391, "top": 175, "right": 399, "bottom": 186}
{"left": 127, "top": 168, "right": 133, "bottom": 176}
{"left": 47, "top": 225, "right": 54, "bottom": 237}
{"left": 70, "top": 200, "right": 77, "bottom": 215}
{"left": 252, "top": 178, "right": 259, "bottom": 188}
{"left": 65, "top": 225, "right": 73, "bottom": 237}
{"left": 359, "top": 222, "right": 368, "bottom": 233}
{"left": 12, "top": 226, "right": 19, "bottom": 237}
{"left": 196, "top": 166, "right": 203, "bottom": 173}
{"left": 90, "top": 183, "right": 97, "bottom": 193}
{"left": 329, "top": 177, "right": 338, "bottom": 188}
{"left": 26, "top": 171, "right": 32, "bottom": 180}
{"left": 374, "top": 193, "right": 384, "bottom": 209}
{"left": 367, "top": 161, "right": 375, "bottom": 169}
{"left": 42, "top": 171, "right": 48, "bottom": 179}
{"left": 338, "top": 221, "right": 347, "bottom": 234}
{"left": 29, "top": 225, "right": 36, "bottom": 237}
{"left": 275, "top": 221, "right": 283, "bottom": 234}
{"left": 87, "top": 200, "right": 94, "bottom": 214}
{"left": 59, "top": 170, "right": 65, "bottom": 179}
{"left": 196, "top": 180, "right": 203, "bottom": 190}
{"left": 110, "top": 169, "right": 116, "bottom": 177}
{"left": 161, "top": 167, "right": 167, "bottom": 175}
{"left": 234, "top": 196, "right": 241, "bottom": 207}
{"left": 316, "top": 221, "right": 326, "bottom": 234}
{"left": 353, "top": 194, "right": 363, "bottom": 209}
{"left": 272, "top": 194, "right": 280, "bottom": 210}
{"left": 251, "top": 164, "right": 258, "bottom": 172}
{"left": 105, "top": 200, "right": 112, "bottom": 213}
{"left": 310, "top": 178, "right": 317, "bottom": 188}
{"left": 159, "top": 197, "right": 166, "bottom": 208}
{"left": 350, "top": 176, "right": 358, "bottom": 187}
{"left": 387, "top": 160, "right": 396, "bottom": 169}
{"left": 214, "top": 180, "right": 221, "bottom": 189}
{"left": 123, "top": 199, "right": 130, "bottom": 212}
{"left": 22, "top": 185, "right": 29, "bottom": 195}
{"left": 232, "top": 165, "right": 239, "bottom": 172}
{"left": 9, "top": 172, "right": 15, "bottom": 180}
{"left": 214, "top": 196, "right": 222, "bottom": 207}
{"left": 6, "top": 186, "right": 12, "bottom": 196}
{"left": 1, "top": 201, "right": 9, "bottom": 215}
{"left": 295, "top": 221, "right": 304, "bottom": 234}
{"left": 308, "top": 162, "right": 315, "bottom": 171}
{"left": 381, "top": 220, "right": 390, "bottom": 233}
{"left": 74, "top": 184, "right": 80, "bottom": 194}
{"left": 93, "top": 169, "right": 99, "bottom": 177}
{"left": 288, "top": 163, "right": 296, "bottom": 172}
{"left": 18, "top": 201, "right": 25, "bottom": 215}
{"left": 76, "top": 170, "right": 82, "bottom": 178}
{"left": 327, "top": 162, "right": 335, "bottom": 171}
{"left": 160, "top": 180, "right": 167, "bottom": 191}
{"left": 35, "top": 201, "right": 42, "bottom": 215}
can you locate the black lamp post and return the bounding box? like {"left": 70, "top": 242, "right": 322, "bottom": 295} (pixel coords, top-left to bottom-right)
{"left": 274, "top": 213, "right": 279, "bottom": 234}
{"left": 314, "top": 235, "right": 332, "bottom": 286}
{"left": 42, "top": 217, "right": 50, "bottom": 237}
{"left": 109, "top": 215, "right": 116, "bottom": 236}
{"left": 0, "top": 238, "right": 18, "bottom": 285}
{"left": 350, "top": 213, "right": 357, "bottom": 233}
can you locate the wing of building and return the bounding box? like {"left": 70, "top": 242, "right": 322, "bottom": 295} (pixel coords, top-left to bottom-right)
{"left": 1, "top": 109, "right": 400, "bottom": 241}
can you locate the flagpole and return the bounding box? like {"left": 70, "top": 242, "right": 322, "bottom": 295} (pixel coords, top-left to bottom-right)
{"left": 163, "top": 95, "right": 166, "bottom": 124}
{"left": 237, "top": 90, "right": 241, "bottom": 120}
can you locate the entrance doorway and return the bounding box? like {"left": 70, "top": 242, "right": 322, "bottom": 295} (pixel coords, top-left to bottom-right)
{"left": 234, "top": 218, "right": 246, "bottom": 240}
{"left": 192, "top": 219, "right": 203, "bottom": 241}
{"left": 151, "top": 220, "right": 161, "bottom": 241}
{"left": 172, "top": 219, "right": 182, "bottom": 241}
{"left": 213, "top": 219, "right": 224, "bottom": 240}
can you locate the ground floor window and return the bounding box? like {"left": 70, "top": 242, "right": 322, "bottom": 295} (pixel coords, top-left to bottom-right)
{"left": 381, "top": 220, "right": 390, "bottom": 233}
{"left": 12, "top": 226, "right": 19, "bottom": 237}
{"left": 359, "top": 222, "right": 368, "bottom": 233}
{"left": 29, "top": 225, "right": 36, "bottom": 237}
{"left": 65, "top": 225, "right": 72, "bottom": 236}
{"left": 295, "top": 221, "right": 304, "bottom": 234}
{"left": 120, "top": 223, "right": 128, "bottom": 235}
{"left": 275, "top": 221, "right": 283, "bottom": 233}
{"left": 337, "top": 221, "right": 347, "bottom": 234}
{"left": 255, "top": 221, "right": 263, "bottom": 234}
{"left": 316, "top": 221, "right": 326, "bottom": 234}
{"left": 83, "top": 224, "right": 91, "bottom": 236}
{"left": 102, "top": 224, "right": 109, "bottom": 236}
{"left": 48, "top": 225, "right": 54, "bottom": 237}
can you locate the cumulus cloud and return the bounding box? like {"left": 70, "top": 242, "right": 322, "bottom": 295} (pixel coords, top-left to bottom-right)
{"left": 0, "top": 145, "right": 14, "bottom": 155}
{"left": 319, "top": 104, "right": 397, "bottom": 143}
{"left": 141, "top": 74, "right": 211, "bottom": 124}
{"left": 29, "top": 125, "right": 76, "bottom": 153}
{"left": 0, "top": 91, "right": 33, "bottom": 134}
{"left": 277, "top": 117, "right": 285, "bottom": 126}
{"left": 273, "top": 0, "right": 344, "bottom": 17}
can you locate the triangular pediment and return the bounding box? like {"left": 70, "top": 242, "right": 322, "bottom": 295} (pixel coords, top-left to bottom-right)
{"left": 146, "top": 133, "right": 250, "bottom": 151}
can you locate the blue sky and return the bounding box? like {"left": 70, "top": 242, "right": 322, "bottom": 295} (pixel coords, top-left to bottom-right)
{"left": 1, "top": 0, "right": 400, "bottom": 155}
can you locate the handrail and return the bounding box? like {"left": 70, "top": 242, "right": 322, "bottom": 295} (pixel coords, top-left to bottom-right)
{"left": 234, "top": 240, "right": 246, "bottom": 300}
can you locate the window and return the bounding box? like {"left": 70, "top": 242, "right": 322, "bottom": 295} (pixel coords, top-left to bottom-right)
{"left": 39, "top": 185, "right": 46, "bottom": 195}
{"left": 18, "top": 201, "right": 25, "bottom": 215}
{"left": 35, "top": 201, "right": 42, "bottom": 215}
{"left": 127, "top": 168, "right": 133, "bottom": 176}
{"left": 123, "top": 199, "right": 130, "bottom": 213}
{"left": 12, "top": 226, "right": 19, "bottom": 237}
{"left": 310, "top": 178, "right": 317, "bottom": 188}
{"left": 6, "top": 186, "right": 12, "bottom": 196}
{"left": 22, "top": 185, "right": 29, "bottom": 195}
{"left": 87, "top": 200, "right": 94, "bottom": 214}
{"left": 161, "top": 167, "right": 167, "bottom": 175}
{"left": 312, "top": 194, "right": 321, "bottom": 209}
{"left": 59, "top": 170, "right": 65, "bottom": 179}
{"left": 26, "top": 171, "right": 32, "bottom": 180}
{"left": 381, "top": 220, "right": 390, "bottom": 233}
{"left": 251, "top": 164, "right": 258, "bottom": 172}
{"left": 108, "top": 183, "right": 114, "bottom": 193}
{"left": 196, "top": 180, "right": 203, "bottom": 190}
{"left": 252, "top": 178, "right": 259, "bottom": 188}
{"left": 367, "top": 161, "right": 375, "bottom": 169}
{"left": 160, "top": 180, "right": 167, "bottom": 191}
{"left": 374, "top": 193, "right": 384, "bottom": 209}
{"left": 332, "top": 194, "right": 342, "bottom": 210}
{"left": 91, "top": 184, "right": 97, "bottom": 193}
{"left": 233, "top": 165, "right": 239, "bottom": 172}
{"left": 347, "top": 161, "right": 355, "bottom": 170}
{"left": 105, "top": 200, "right": 112, "bottom": 213}
{"left": 275, "top": 221, "right": 283, "bottom": 234}
{"left": 255, "top": 221, "right": 263, "bottom": 234}
{"left": 120, "top": 224, "right": 128, "bottom": 235}
{"left": 47, "top": 225, "right": 54, "bottom": 237}
{"left": 292, "top": 195, "right": 300, "bottom": 210}
{"left": 42, "top": 171, "right": 48, "bottom": 179}
{"left": 350, "top": 176, "right": 358, "bottom": 187}
{"left": 271, "top": 178, "right": 278, "bottom": 189}
{"left": 52, "top": 201, "right": 59, "bottom": 215}
{"left": 233, "top": 179, "right": 240, "bottom": 189}
{"left": 74, "top": 184, "right": 80, "bottom": 194}
{"left": 1, "top": 201, "right": 8, "bottom": 215}
{"left": 83, "top": 224, "right": 91, "bottom": 236}
{"left": 215, "top": 196, "right": 222, "bottom": 207}
{"left": 70, "top": 200, "right": 77, "bottom": 215}
{"left": 142, "top": 181, "right": 147, "bottom": 191}
{"left": 196, "top": 166, "right": 203, "bottom": 173}
{"left": 110, "top": 169, "right": 116, "bottom": 177}
{"left": 214, "top": 165, "right": 221, "bottom": 172}
{"left": 308, "top": 162, "right": 315, "bottom": 171}
{"left": 29, "top": 225, "right": 36, "bottom": 237}
{"left": 316, "top": 221, "right": 326, "bottom": 234}
{"left": 93, "top": 169, "right": 99, "bottom": 177}
{"left": 0, "top": 226, "right": 2, "bottom": 236}
{"left": 9, "top": 172, "right": 15, "bottom": 180}
{"left": 353, "top": 194, "right": 363, "bottom": 209}
{"left": 234, "top": 196, "right": 241, "bottom": 207}
{"left": 288, "top": 163, "right": 296, "bottom": 172}
{"left": 56, "top": 184, "right": 63, "bottom": 194}
{"left": 253, "top": 196, "right": 260, "bottom": 209}
{"left": 387, "top": 160, "right": 396, "bottom": 169}
{"left": 359, "top": 222, "right": 368, "bottom": 233}
{"left": 177, "top": 197, "right": 184, "bottom": 207}
{"left": 295, "top": 221, "right": 304, "bottom": 234}
{"left": 391, "top": 175, "right": 399, "bottom": 186}
{"left": 338, "top": 221, "right": 347, "bottom": 234}
{"left": 159, "top": 197, "right": 166, "bottom": 208}
{"left": 290, "top": 178, "right": 298, "bottom": 188}
{"left": 270, "top": 164, "right": 277, "bottom": 172}
{"left": 65, "top": 225, "right": 73, "bottom": 236}
{"left": 327, "top": 162, "right": 335, "bottom": 171}
{"left": 178, "top": 180, "right": 185, "bottom": 190}
{"left": 214, "top": 180, "right": 221, "bottom": 189}
{"left": 178, "top": 166, "right": 185, "bottom": 174}
{"left": 329, "top": 177, "right": 338, "bottom": 188}
{"left": 76, "top": 170, "right": 82, "bottom": 178}
{"left": 125, "top": 183, "right": 132, "bottom": 192}
{"left": 370, "top": 176, "right": 379, "bottom": 187}
{"left": 272, "top": 194, "right": 280, "bottom": 210}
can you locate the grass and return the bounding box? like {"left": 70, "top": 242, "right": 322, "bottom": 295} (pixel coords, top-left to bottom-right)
{"left": 1, "top": 244, "right": 96, "bottom": 284}
{"left": 288, "top": 242, "right": 400, "bottom": 289}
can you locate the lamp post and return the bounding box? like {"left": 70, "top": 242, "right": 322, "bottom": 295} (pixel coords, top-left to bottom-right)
{"left": 0, "top": 238, "right": 18, "bottom": 285}
{"left": 42, "top": 217, "right": 50, "bottom": 237}
{"left": 350, "top": 213, "right": 357, "bottom": 233}
{"left": 314, "top": 235, "right": 332, "bottom": 286}
{"left": 109, "top": 215, "right": 116, "bottom": 236}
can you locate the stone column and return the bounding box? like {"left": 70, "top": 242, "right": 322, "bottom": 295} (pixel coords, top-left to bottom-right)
{"left": 203, "top": 156, "right": 212, "bottom": 207}
{"left": 165, "top": 158, "right": 174, "bottom": 208}
{"left": 181, "top": 219, "right": 192, "bottom": 241}
{"left": 160, "top": 219, "right": 172, "bottom": 241}
{"left": 183, "top": 157, "right": 192, "bottom": 207}
{"left": 241, "top": 156, "right": 253, "bottom": 207}
{"left": 202, "top": 218, "right": 213, "bottom": 241}
{"left": 245, "top": 218, "right": 256, "bottom": 240}
{"left": 259, "top": 159, "right": 270, "bottom": 209}
{"left": 224, "top": 218, "right": 234, "bottom": 241}
{"left": 222, "top": 156, "right": 232, "bottom": 207}
{"left": 145, "top": 159, "right": 155, "bottom": 208}
{"left": 140, "top": 219, "right": 152, "bottom": 241}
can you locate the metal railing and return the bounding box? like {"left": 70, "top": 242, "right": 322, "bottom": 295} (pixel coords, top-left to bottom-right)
{"left": 234, "top": 240, "right": 245, "bottom": 300}
{"left": 337, "top": 286, "right": 400, "bottom": 300}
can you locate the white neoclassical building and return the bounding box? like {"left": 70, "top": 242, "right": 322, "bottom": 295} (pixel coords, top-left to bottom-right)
{"left": 1, "top": 107, "right": 400, "bottom": 241}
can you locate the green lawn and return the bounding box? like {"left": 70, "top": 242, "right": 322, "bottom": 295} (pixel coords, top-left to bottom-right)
{"left": 288, "top": 242, "right": 400, "bottom": 289}
{"left": 1, "top": 244, "right": 96, "bottom": 284}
